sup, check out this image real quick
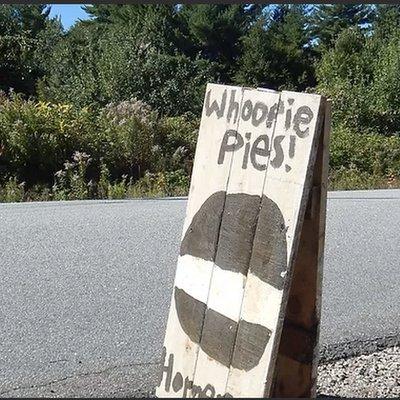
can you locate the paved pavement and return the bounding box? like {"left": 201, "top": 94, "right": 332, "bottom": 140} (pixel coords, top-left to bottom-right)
{"left": 0, "top": 190, "right": 399, "bottom": 397}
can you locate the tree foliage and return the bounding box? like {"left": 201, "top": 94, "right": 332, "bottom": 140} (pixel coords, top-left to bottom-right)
{"left": 236, "top": 5, "right": 315, "bottom": 91}
{"left": 39, "top": 20, "right": 218, "bottom": 115}
{"left": 3, "top": 4, "right": 400, "bottom": 197}
{"left": 373, "top": 4, "right": 400, "bottom": 41}
{"left": 2, "top": 3, "right": 400, "bottom": 136}
{"left": 317, "top": 19, "right": 400, "bottom": 136}
{"left": 310, "top": 4, "right": 375, "bottom": 49}
{"left": 0, "top": 5, "right": 62, "bottom": 95}
{"left": 178, "top": 5, "right": 263, "bottom": 77}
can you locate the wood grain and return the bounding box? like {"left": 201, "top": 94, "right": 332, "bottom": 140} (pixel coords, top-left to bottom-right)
{"left": 226, "top": 92, "right": 324, "bottom": 398}
{"left": 270, "top": 100, "right": 331, "bottom": 398}
{"left": 191, "top": 88, "right": 280, "bottom": 396}
{"left": 157, "top": 83, "right": 244, "bottom": 398}
{"left": 157, "top": 85, "right": 330, "bottom": 398}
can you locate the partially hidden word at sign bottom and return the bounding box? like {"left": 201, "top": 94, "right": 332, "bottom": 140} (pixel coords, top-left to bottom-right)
{"left": 158, "top": 347, "right": 233, "bottom": 398}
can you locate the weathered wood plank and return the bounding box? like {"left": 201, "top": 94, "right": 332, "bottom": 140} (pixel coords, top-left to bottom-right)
{"left": 226, "top": 92, "right": 325, "bottom": 398}
{"left": 191, "top": 88, "right": 281, "bottom": 397}
{"left": 269, "top": 100, "right": 331, "bottom": 398}
{"left": 156, "top": 83, "right": 244, "bottom": 397}
{"left": 310, "top": 100, "right": 331, "bottom": 396}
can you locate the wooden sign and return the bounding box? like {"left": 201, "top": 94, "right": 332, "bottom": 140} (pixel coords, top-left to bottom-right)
{"left": 156, "top": 83, "right": 331, "bottom": 398}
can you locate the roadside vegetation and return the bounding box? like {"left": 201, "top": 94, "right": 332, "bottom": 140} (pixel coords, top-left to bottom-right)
{"left": 1, "top": 4, "right": 400, "bottom": 202}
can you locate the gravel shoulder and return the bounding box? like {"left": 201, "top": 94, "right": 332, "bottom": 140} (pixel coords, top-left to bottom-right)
{"left": 317, "top": 346, "right": 400, "bottom": 398}
{"left": 3, "top": 338, "right": 398, "bottom": 398}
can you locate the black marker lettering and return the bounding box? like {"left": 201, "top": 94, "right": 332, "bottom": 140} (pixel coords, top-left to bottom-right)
{"left": 251, "top": 101, "right": 268, "bottom": 127}
{"left": 270, "top": 135, "right": 285, "bottom": 169}
{"left": 192, "top": 384, "right": 203, "bottom": 398}
{"left": 203, "top": 384, "right": 216, "bottom": 398}
{"left": 242, "top": 132, "right": 251, "bottom": 169}
{"left": 289, "top": 135, "right": 296, "bottom": 158}
{"left": 158, "top": 347, "right": 173, "bottom": 392}
{"left": 293, "top": 105, "right": 313, "bottom": 138}
{"left": 266, "top": 99, "right": 283, "bottom": 128}
{"left": 250, "top": 135, "right": 269, "bottom": 171}
{"left": 183, "top": 376, "right": 193, "bottom": 397}
{"left": 172, "top": 372, "right": 183, "bottom": 392}
{"left": 227, "top": 90, "right": 240, "bottom": 124}
{"left": 205, "top": 89, "right": 227, "bottom": 119}
{"left": 241, "top": 99, "right": 253, "bottom": 121}
{"left": 285, "top": 98, "right": 294, "bottom": 130}
{"left": 218, "top": 130, "right": 243, "bottom": 165}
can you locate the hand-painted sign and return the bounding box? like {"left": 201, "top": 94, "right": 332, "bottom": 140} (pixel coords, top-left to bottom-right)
{"left": 157, "top": 84, "right": 330, "bottom": 398}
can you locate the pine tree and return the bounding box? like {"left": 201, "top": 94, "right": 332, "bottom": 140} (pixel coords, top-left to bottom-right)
{"left": 83, "top": 5, "right": 119, "bottom": 23}
{"left": 236, "top": 5, "right": 315, "bottom": 91}
{"left": 373, "top": 4, "right": 400, "bottom": 40}
{"left": 178, "top": 4, "right": 264, "bottom": 79}
{"left": 0, "top": 5, "right": 61, "bottom": 95}
{"left": 310, "top": 4, "right": 374, "bottom": 49}
{"left": 83, "top": 5, "right": 181, "bottom": 53}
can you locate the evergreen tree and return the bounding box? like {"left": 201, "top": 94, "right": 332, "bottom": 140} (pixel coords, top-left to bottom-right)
{"left": 0, "top": 4, "right": 61, "bottom": 96}
{"left": 83, "top": 4, "right": 119, "bottom": 23}
{"left": 84, "top": 5, "right": 182, "bottom": 54}
{"left": 236, "top": 5, "right": 315, "bottom": 91}
{"left": 40, "top": 19, "right": 218, "bottom": 115}
{"left": 373, "top": 4, "right": 400, "bottom": 40}
{"left": 310, "top": 4, "right": 374, "bottom": 49}
{"left": 178, "top": 4, "right": 264, "bottom": 79}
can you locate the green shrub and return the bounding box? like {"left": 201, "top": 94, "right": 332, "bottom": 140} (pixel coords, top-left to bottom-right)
{"left": 0, "top": 176, "right": 25, "bottom": 202}
{"left": 93, "top": 98, "right": 156, "bottom": 179}
{"left": 127, "top": 171, "right": 168, "bottom": 198}
{"left": 0, "top": 94, "right": 157, "bottom": 187}
{"left": 154, "top": 114, "right": 199, "bottom": 174}
{"left": 163, "top": 169, "right": 190, "bottom": 196}
{"left": 126, "top": 169, "right": 189, "bottom": 198}
{"left": 317, "top": 27, "right": 400, "bottom": 136}
{"left": 24, "top": 183, "right": 52, "bottom": 202}
{"left": 0, "top": 94, "right": 197, "bottom": 201}
{"left": 52, "top": 151, "right": 92, "bottom": 201}
{"left": 329, "top": 126, "right": 400, "bottom": 176}
{"left": 328, "top": 126, "right": 400, "bottom": 190}
{"left": 97, "top": 163, "right": 110, "bottom": 199}
{"left": 107, "top": 175, "right": 130, "bottom": 199}
{"left": 0, "top": 92, "right": 96, "bottom": 184}
{"left": 328, "top": 167, "right": 400, "bottom": 191}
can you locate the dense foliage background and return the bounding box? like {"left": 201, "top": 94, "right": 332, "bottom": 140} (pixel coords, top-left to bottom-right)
{"left": 1, "top": 4, "right": 400, "bottom": 201}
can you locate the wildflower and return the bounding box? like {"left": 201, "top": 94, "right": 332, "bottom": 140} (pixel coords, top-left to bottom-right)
{"left": 63, "top": 161, "right": 75, "bottom": 170}
{"left": 72, "top": 151, "right": 91, "bottom": 164}
{"left": 55, "top": 169, "right": 66, "bottom": 178}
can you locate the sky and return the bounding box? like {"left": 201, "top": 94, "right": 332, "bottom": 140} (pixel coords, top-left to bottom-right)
{"left": 49, "top": 4, "right": 89, "bottom": 30}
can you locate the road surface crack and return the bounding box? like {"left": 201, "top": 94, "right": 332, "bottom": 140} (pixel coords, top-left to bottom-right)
{"left": 0, "top": 360, "right": 159, "bottom": 396}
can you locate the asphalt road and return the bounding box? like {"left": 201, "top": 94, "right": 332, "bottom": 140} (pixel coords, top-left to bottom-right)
{"left": 0, "top": 190, "right": 399, "bottom": 397}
